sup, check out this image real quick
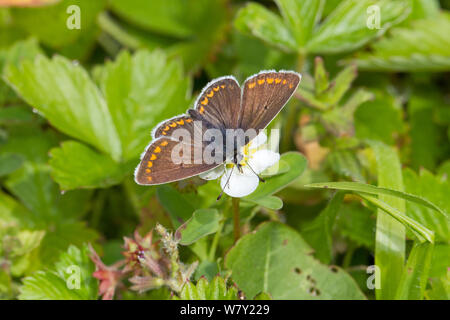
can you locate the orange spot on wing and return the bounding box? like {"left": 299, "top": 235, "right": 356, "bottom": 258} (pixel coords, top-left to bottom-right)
{"left": 201, "top": 97, "right": 208, "bottom": 105}
{"left": 150, "top": 154, "right": 157, "bottom": 160}
{"left": 213, "top": 86, "right": 219, "bottom": 92}
{"left": 186, "top": 118, "right": 192, "bottom": 123}
{"left": 275, "top": 78, "right": 281, "bottom": 84}
{"left": 163, "top": 126, "right": 169, "bottom": 131}
{"left": 267, "top": 78, "right": 274, "bottom": 84}
{"left": 160, "top": 141, "right": 168, "bottom": 146}
{"left": 147, "top": 176, "right": 153, "bottom": 182}
{"left": 146, "top": 169, "right": 151, "bottom": 173}
{"left": 162, "top": 132, "right": 167, "bottom": 135}
{"left": 199, "top": 106, "right": 205, "bottom": 114}
{"left": 282, "top": 79, "right": 287, "bottom": 84}
{"left": 207, "top": 91, "right": 214, "bottom": 98}
{"left": 248, "top": 82, "right": 256, "bottom": 89}
{"left": 289, "top": 84, "right": 293, "bottom": 88}
{"left": 154, "top": 146, "right": 161, "bottom": 153}
{"left": 220, "top": 85, "right": 225, "bottom": 88}
{"left": 147, "top": 162, "right": 153, "bottom": 168}
{"left": 258, "top": 79, "right": 265, "bottom": 85}
{"left": 169, "top": 122, "right": 177, "bottom": 128}
{"left": 177, "top": 119, "right": 184, "bottom": 125}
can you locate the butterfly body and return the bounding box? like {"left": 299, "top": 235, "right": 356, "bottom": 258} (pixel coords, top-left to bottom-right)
{"left": 135, "top": 70, "right": 301, "bottom": 186}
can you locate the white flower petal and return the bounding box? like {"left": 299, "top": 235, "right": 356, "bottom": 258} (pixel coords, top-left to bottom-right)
{"left": 220, "top": 167, "right": 259, "bottom": 198}
{"left": 247, "top": 150, "right": 280, "bottom": 174}
{"left": 199, "top": 165, "right": 224, "bottom": 180}
{"left": 248, "top": 131, "right": 267, "bottom": 149}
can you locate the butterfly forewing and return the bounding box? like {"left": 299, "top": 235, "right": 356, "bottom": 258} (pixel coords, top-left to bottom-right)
{"left": 239, "top": 71, "right": 301, "bottom": 131}
{"left": 152, "top": 115, "right": 197, "bottom": 139}
{"left": 193, "top": 77, "right": 241, "bottom": 129}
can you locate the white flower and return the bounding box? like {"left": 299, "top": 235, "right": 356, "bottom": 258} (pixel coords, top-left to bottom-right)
{"left": 199, "top": 132, "right": 280, "bottom": 198}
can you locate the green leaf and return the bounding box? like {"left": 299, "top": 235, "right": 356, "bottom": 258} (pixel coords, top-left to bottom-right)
{"left": 19, "top": 244, "right": 98, "bottom": 300}
{"left": 0, "top": 106, "right": 33, "bottom": 124}
{"left": 307, "top": 0, "right": 410, "bottom": 54}
{"left": 274, "top": 0, "right": 324, "bottom": 46}
{"left": 177, "top": 209, "right": 221, "bottom": 246}
{"left": 245, "top": 152, "right": 307, "bottom": 201}
{"left": 336, "top": 202, "right": 375, "bottom": 249}
{"left": 354, "top": 91, "right": 404, "bottom": 145}
{"left": 4, "top": 55, "right": 122, "bottom": 161}
{"left": 107, "top": 0, "right": 228, "bottom": 72}
{"left": 243, "top": 195, "right": 283, "bottom": 210}
{"left": 234, "top": 3, "right": 297, "bottom": 52}
{"left": 426, "top": 270, "right": 450, "bottom": 300}
{"left": 403, "top": 168, "right": 450, "bottom": 242}
{"left": 354, "top": 13, "right": 450, "bottom": 71}
{"left": 300, "top": 191, "right": 345, "bottom": 264}
{"left": 5, "top": 163, "right": 92, "bottom": 224}
{"left": 10, "top": 0, "right": 105, "bottom": 57}
{"left": 360, "top": 194, "right": 434, "bottom": 243}
{"left": 98, "top": 49, "right": 191, "bottom": 161}
{"left": 49, "top": 141, "right": 127, "bottom": 191}
{"left": 0, "top": 152, "right": 24, "bottom": 177}
{"left": 175, "top": 276, "right": 238, "bottom": 300}
{"left": 305, "top": 182, "right": 448, "bottom": 220}
{"left": 9, "top": 229, "right": 46, "bottom": 276}
{"left": 226, "top": 222, "right": 365, "bottom": 299}
{"left": 408, "top": 90, "right": 448, "bottom": 171}
{"left": 395, "top": 242, "right": 434, "bottom": 300}
{"left": 156, "top": 185, "right": 195, "bottom": 228}
{"left": 369, "top": 141, "right": 405, "bottom": 300}
{"left": 321, "top": 64, "right": 357, "bottom": 106}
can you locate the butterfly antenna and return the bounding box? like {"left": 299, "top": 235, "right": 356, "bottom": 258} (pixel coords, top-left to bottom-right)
{"left": 217, "top": 166, "right": 235, "bottom": 201}
{"left": 246, "top": 162, "right": 265, "bottom": 183}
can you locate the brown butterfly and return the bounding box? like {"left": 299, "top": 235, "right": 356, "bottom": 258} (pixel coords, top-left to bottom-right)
{"left": 134, "top": 70, "right": 301, "bottom": 185}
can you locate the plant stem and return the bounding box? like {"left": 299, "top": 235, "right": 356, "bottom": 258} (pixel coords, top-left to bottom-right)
{"left": 208, "top": 220, "right": 224, "bottom": 261}
{"left": 232, "top": 198, "right": 240, "bottom": 242}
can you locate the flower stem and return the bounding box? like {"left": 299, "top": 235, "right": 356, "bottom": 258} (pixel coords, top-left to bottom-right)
{"left": 208, "top": 220, "right": 224, "bottom": 261}
{"left": 232, "top": 198, "right": 240, "bottom": 242}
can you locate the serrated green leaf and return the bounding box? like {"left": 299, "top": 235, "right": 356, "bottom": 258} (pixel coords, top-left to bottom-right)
{"left": 226, "top": 222, "right": 365, "bottom": 299}
{"left": 234, "top": 3, "right": 297, "bottom": 52}
{"left": 4, "top": 55, "right": 122, "bottom": 161}
{"left": 307, "top": 0, "right": 410, "bottom": 54}
{"left": 354, "top": 13, "right": 450, "bottom": 71}
{"left": 177, "top": 209, "right": 221, "bottom": 246}
{"left": 176, "top": 276, "right": 238, "bottom": 300}
{"left": 98, "top": 49, "right": 191, "bottom": 161}
{"left": 49, "top": 141, "right": 127, "bottom": 191}
{"left": 274, "top": 0, "right": 324, "bottom": 46}
{"left": 19, "top": 244, "right": 98, "bottom": 300}
{"left": 403, "top": 168, "right": 450, "bottom": 242}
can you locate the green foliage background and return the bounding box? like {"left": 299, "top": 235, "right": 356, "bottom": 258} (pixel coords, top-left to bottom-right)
{"left": 0, "top": 0, "right": 449, "bottom": 300}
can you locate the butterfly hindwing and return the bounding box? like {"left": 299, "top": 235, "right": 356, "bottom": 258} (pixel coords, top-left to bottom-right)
{"left": 239, "top": 71, "right": 301, "bottom": 131}
{"left": 135, "top": 137, "right": 219, "bottom": 185}
{"left": 194, "top": 76, "right": 241, "bottom": 129}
